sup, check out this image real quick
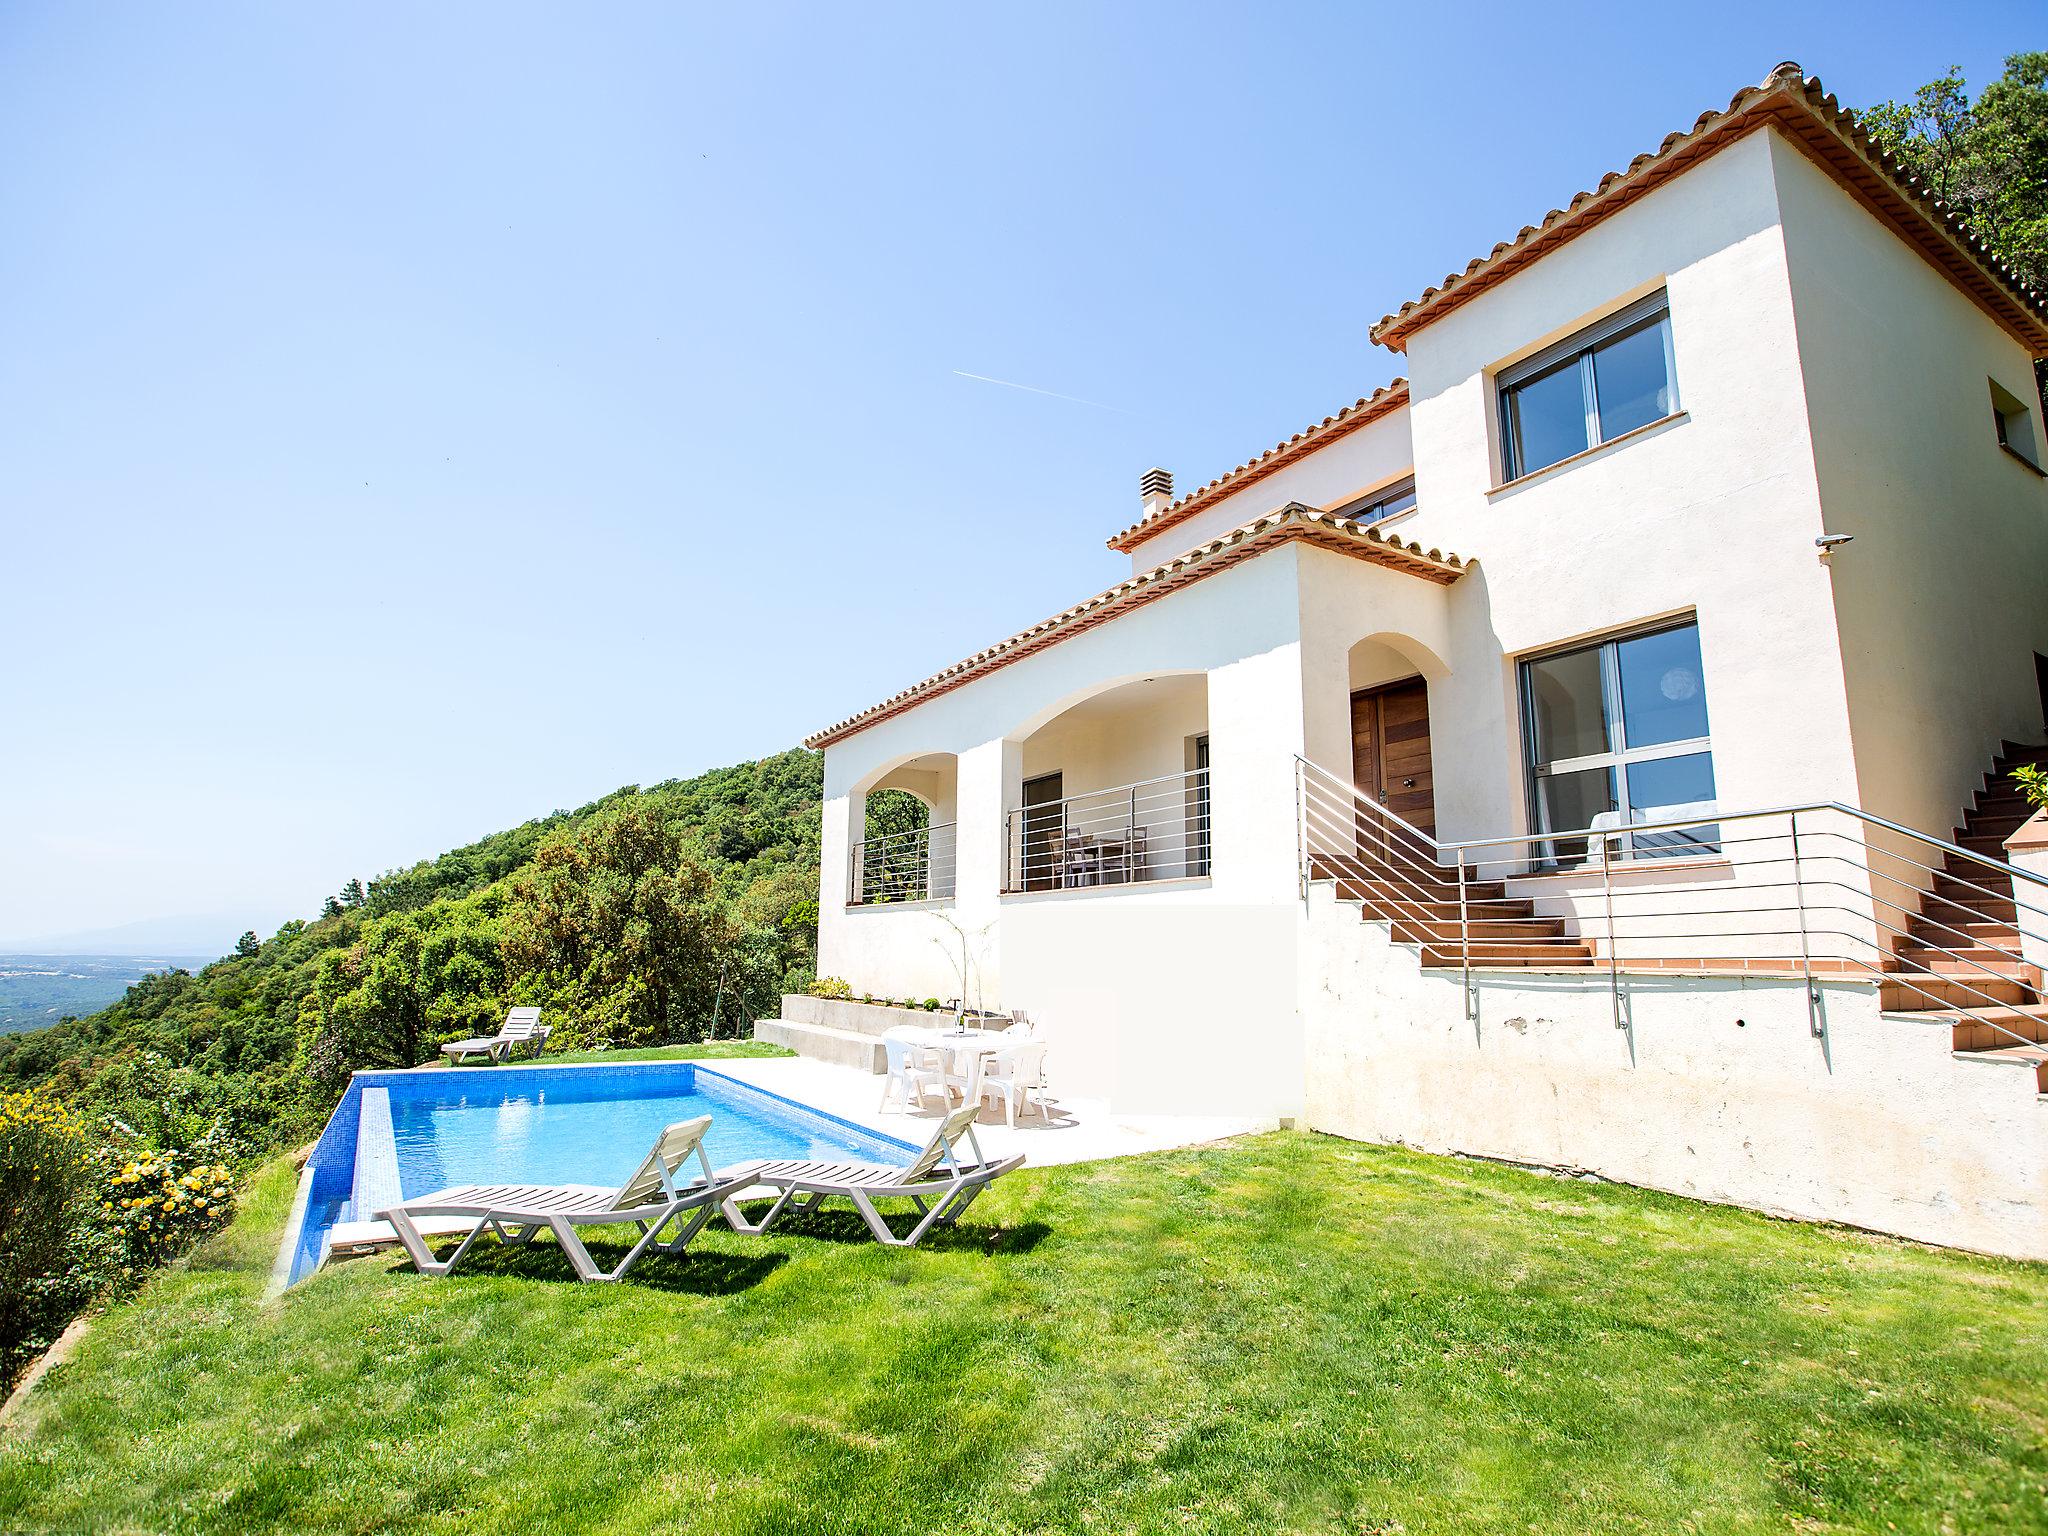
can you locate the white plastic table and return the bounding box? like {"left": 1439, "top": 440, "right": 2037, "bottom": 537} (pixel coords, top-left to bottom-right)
{"left": 898, "top": 1027, "right": 1016, "bottom": 1094}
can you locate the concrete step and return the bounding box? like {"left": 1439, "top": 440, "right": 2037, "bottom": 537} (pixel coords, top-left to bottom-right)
{"left": 753, "top": 1018, "right": 887, "bottom": 1074}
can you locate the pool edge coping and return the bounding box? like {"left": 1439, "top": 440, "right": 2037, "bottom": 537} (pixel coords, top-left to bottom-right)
{"left": 269, "top": 1057, "right": 918, "bottom": 1293}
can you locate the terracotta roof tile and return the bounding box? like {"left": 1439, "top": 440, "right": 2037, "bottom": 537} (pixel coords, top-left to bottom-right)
{"left": 1370, "top": 62, "right": 2048, "bottom": 354}
{"left": 806, "top": 505, "right": 1465, "bottom": 748}
{"left": 1105, "top": 380, "right": 1409, "bottom": 554}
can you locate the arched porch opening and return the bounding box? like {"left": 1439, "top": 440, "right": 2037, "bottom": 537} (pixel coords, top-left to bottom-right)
{"left": 1344, "top": 632, "right": 1450, "bottom": 838}
{"left": 1003, "top": 673, "right": 1211, "bottom": 891}
{"left": 849, "top": 751, "right": 959, "bottom": 904}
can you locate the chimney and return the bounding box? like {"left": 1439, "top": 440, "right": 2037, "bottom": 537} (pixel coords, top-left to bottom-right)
{"left": 1140, "top": 466, "right": 1173, "bottom": 520}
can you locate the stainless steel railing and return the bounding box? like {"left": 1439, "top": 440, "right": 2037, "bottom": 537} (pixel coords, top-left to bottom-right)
{"left": 1003, "top": 768, "right": 1212, "bottom": 893}
{"left": 849, "top": 821, "right": 957, "bottom": 906}
{"left": 1296, "top": 755, "right": 2048, "bottom": 1053}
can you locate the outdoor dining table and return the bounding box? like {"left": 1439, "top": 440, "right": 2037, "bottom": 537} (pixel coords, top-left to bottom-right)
{"left": 897, "top": 1026, "right": 1017, "bottom": 1091}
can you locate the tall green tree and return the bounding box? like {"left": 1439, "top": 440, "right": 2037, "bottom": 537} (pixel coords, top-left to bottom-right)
{"left": 1863, "top": 53, "right": 2048, "bottom": 397}
{"left": 501, "top": 802, "right": 738, "bottom": 1046}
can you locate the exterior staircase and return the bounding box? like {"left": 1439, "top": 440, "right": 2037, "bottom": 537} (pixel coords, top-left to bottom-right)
{"left": 1881, "top": 741, "right": 2048, "bottom": 1091}
{"left": 1307, "top": 848, "right": 1596, "bottom": 969}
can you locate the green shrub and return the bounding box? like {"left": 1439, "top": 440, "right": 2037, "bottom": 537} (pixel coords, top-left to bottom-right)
{"left": 98, "top": 1152, "right": 235, "bottom": 1270}
{"left": 0, "top": 1089, "right": 93, "bottom": 1383}
{"left": 2015, "top": 764, "right": 2048, "bottom": 813}
{"left": 808, "top": 976, "right": 853, "bottom": 1000}
{"left": 922, "top": 998, "right": 941, "bottom": 1011}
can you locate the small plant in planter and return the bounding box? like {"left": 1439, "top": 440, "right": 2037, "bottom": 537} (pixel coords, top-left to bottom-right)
{"left": 808, "top": 976, "right": 854, "bottom": 1001}
{"left": 2016, "top": 764, "right": 2048, "bottom": 812}
{"left": 923, "top": 998, "right": 941, "bottom": 1012}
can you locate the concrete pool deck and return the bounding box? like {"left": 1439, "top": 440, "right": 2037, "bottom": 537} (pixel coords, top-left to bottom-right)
{"left": 316, "top": 1054, "right": 1271, "bottom": 1265}
{"left": 705, "top": 1052, "right": 1275, "bottom": 1169}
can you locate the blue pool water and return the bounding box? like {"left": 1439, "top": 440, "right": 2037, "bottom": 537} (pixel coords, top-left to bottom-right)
{"left": 282, "top": 1062, "right": 913, "bottom": 1287}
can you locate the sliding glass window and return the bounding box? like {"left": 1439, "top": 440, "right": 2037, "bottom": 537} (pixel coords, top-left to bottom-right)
{"left": 1335, "top": 476, "right": 1418, "bottom": 526}
{"left": 1520, "top": 619, "right": 1717, "bottom": 864}
{"left": 1497, "top": 292, "right": 1678, "bottom": 480}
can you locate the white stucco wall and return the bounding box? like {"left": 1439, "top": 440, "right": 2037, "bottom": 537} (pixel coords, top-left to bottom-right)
{"left": 1771, "top": 132, "right": 2048, "bottom": 845}
{"left": 1122, "top": 405, "right": 1415, "bottom": 573}
{"left": 1300, "top": 886, "right": 2048, "bottom": 1260}
{"left": 1394, "top": 128, "right": 1858, "bottom": 852}
{"left": 815, "top": 548, "right": 1319, "bottom": 1104}
{"left": 804, "top": 116, "right": 2047, "bottom": 1223}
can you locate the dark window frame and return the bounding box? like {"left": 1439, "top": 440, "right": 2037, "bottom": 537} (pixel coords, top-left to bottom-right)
{"left": 1497, "top": 291, "right": 1679, "bottom": 481}
{"left": 1517, "top": 617, "right": 1717, "bottom": 866}
{"left": 1333, "top": 475, "right": 1418, "bottom": 527}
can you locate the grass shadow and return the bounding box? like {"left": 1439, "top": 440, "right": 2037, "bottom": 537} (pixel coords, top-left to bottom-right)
{"left": 726, "top": 1202, "right": 1053, "bottom": 1256}
{"left": 398, "top": 1236, "right": 789, "bottom": 1295}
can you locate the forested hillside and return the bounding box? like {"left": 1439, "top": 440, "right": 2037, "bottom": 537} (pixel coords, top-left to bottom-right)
{"left": 0, "top": 749, "right": 828, "bottom": 1159}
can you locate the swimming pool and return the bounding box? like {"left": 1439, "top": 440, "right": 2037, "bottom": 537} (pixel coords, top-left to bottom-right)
{"left": 279, "top": 1061, "right": 914, "bottom": 1288}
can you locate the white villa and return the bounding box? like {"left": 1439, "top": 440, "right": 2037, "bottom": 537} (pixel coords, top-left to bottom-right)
{"left": 777, "top": 65, "right": 2048, "bottom": 1260}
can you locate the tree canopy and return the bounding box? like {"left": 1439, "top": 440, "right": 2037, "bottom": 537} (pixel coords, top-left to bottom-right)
{"left": 1863, "top": 52, "right": 2048, "bottom": 397}
{"left": 0, "top": 748, "right": 827, "bottom": 1159}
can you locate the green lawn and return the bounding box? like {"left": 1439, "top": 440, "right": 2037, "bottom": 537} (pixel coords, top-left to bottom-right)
{"left": 3, "top": 1134, "right": 2045, "bottom": 1535}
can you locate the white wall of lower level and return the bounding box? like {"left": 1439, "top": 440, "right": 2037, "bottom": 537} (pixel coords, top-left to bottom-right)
{"left": 1299, "top": 886, "right": 2048, "bottom": 1261}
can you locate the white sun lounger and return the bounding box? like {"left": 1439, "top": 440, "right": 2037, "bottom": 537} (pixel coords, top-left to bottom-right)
{"left": 439, "top": 1006, "right": 549, "bottom": 1065}
{"left": 718, "top": 1104, "right": 1024, "bottom": 1248}
{"left": 376, "top": 1115, "right": 754, "bottom": 1283}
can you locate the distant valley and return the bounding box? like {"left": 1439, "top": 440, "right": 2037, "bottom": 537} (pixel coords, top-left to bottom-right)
{"left": 0, "top": 954, "right": 213, "bottom": 1036}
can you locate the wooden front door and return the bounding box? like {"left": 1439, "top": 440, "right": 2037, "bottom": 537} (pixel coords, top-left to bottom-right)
{"left": 1351, "top": 679, "right": 1435, "bottom": 837}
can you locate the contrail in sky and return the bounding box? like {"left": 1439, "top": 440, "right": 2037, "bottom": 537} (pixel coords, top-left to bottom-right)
{"left": 951, "top": 369, "right": 1133, "bottom": 414}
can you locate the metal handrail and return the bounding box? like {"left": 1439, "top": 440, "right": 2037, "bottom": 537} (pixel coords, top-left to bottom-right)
{"left": 1004, "top": 768, "right": 1211, "bottom": 893}
{"left": 849, "top": 820, "right": 957, "bottom": 906}
{"left": 1295, "top": 755, "right": 2046, "bottom": 1055}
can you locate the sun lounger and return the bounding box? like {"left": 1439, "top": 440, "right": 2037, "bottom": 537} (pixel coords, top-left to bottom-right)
{"left": 439, "top": 1006, "right": 549, "bottom": 1065}
{"left": 717, "top": 1104, "right": 1024, "bottom": 1248}
{"left": 376, "top": 1115, "right": 753, "bottom": 1282}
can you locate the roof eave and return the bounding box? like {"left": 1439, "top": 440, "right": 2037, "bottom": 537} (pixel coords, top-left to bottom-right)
{"left": 1369, "top": 69, "right": 2048, "bottom": 358}
{"left": 805, "top": 506, "right": 1465, "bottom": 750}
{"left": 1104, "top": 380, "right": 1411, "bottom": 554}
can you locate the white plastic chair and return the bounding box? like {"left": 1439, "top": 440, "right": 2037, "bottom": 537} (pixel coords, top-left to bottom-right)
{"left": 935, "top": 1037, "right": 992, "bottom": 1107}
{"left": 979, "top": 1040, "right": 1050, "bottom": 1126}
{"left": 878, "top": 1028, "right": 940, "bottom": 1113}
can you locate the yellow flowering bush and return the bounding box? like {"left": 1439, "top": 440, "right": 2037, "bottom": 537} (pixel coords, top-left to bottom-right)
{"left": 101, "top": 1154, "right": 235, "bottom": 1267}
{"left": 0, "top": 1089, "right": 93, "bottom": 1378}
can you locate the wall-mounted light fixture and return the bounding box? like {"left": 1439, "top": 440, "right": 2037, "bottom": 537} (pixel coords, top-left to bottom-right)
{"left": 1815, "top": 533, "right": 1854, "bottom": 563}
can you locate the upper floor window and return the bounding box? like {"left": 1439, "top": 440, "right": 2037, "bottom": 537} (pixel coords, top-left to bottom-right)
{"left": 1497, "top": 291, "right": 1678, "bottom": 481}
{"left": 1334, "top": 476, "right": 1417, "bottom": 526}
{"left": 1991, "top": 378, "right": 2040, "bottom": 469}
{"left": 1520, "top": 618, "right": 1716, "bottom": 864}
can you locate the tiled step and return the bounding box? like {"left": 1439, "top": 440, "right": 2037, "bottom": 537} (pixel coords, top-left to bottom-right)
{"left": 1941, "top": 845, "right": 2021, "bottom": 878}
{"left": 1923, "top": 883, "right": 2018, "bottom": 923}
{"left": 1392, "top": 917, "right": 1572, "bottom": 945}
{"left": 1881, "top": 973, "right": 2034, "bottom": 1010}
{"left": 1887, "top": 946, "right": 2036, "bottom": 978}
{"left": 1333, "top": 891, "right": 1526, "bottom": 923}
{"left": 1952, "top": 1043, "right": 2048, "bottom": 1094}
{"left": 1906, "top": 917, "right": 2022, "bottom": 949}
{"left": 753, "top": 1018, "right": 886, "bottom": 1074}
{"left": 1420, "top": 943, "right": 1597, "bottom": 968}
{"left": 1944, "top": 1005, "right": 2048, "bottom": 1051}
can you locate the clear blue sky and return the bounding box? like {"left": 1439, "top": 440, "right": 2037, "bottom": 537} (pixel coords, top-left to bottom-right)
{"left": 0, "top": 1, "right": 2031, "bottom": 950}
